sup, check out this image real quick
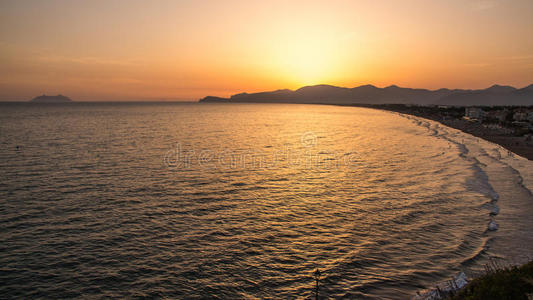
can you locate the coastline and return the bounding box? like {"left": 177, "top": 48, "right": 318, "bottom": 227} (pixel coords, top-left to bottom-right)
{"left": 342, "top": 104, "right": 533, "bottom": 161}
{"left": 373, "top": 106, "right": 533, "bottom": 299}
{"left": 436, "top": 120, "right": 533, "bottom": 161}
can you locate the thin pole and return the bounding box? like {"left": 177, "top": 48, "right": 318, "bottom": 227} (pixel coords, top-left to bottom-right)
{"left": 314, "top": 268, "right": 321, "bottom": 300}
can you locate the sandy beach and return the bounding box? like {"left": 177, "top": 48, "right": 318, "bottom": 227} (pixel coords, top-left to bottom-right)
{"left": 357, "top": 104, "right": 533, "bottom": 161}
{"left": 439, "top": 119, "right": 533, "bottom": 160}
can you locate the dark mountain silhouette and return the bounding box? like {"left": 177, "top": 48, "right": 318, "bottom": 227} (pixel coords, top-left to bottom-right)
{"left": 198, "top": 96, "right": 228, "bottom": 103}
{"left": 30, "top": 94, "right": 73, "bottom": 103}
{"left": 435, "top": 85, "right": 533, "bottom": 106}
{"left": 484, "top": 84, "right": 516, "bottom": 93}
{"left": 516, "top": 84, "right": 533, "bottom": 94}
{"left": 199, "top": 84, "right": 533, "bottom": 106}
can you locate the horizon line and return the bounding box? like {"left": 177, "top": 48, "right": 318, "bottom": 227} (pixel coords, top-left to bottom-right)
{"left": 3, "top": 82, "right": 532, "bottom": 102}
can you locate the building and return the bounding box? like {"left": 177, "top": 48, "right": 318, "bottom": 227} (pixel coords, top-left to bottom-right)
{"left": 485, "top": 110, "right": 508, "bottom": 122}
{"left": 465, "top": 107, "right": 485, "bottom": 120}
{"left": 513, "top": 111, "right": 529, "bottom": 122}
{"left": 527, "top": 111, "right": 533, "bottom": 123}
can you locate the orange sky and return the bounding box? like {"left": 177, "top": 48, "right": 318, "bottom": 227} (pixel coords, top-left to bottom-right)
{"left": 1, "top": 0, "right": 533, "bottom": 101}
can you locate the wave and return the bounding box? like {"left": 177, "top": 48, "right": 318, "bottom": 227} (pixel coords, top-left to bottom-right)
{"left": 398, "top": 114, "right": 500, "bottom": 220}
{"left": 393, "top": 111, "right": 533, "bottom": 298}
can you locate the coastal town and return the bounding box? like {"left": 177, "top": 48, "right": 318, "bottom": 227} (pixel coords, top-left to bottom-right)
{"left": 464, "top": 106, "right": 533, "bottom": 132}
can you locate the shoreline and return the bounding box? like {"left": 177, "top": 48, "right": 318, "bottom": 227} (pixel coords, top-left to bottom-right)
{"left": 366, "top": 105, "right": 533, "bottom": 299}
{"left": 337, "top": 104, "right": 533, "bottom": 161}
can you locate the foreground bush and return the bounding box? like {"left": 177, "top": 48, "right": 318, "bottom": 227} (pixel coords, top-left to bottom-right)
{"left": 449, "top": 260, "right": 533, "bottom": 300}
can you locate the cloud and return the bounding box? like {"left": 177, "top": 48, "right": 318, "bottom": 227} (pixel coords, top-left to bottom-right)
{"left": 498, "top": 54, "right": 533, "bottom": 61}
{"left": 36, "top": 55, "right": 141, "bottom": 67}
{"left": 464, "top": 63, "right": 491, "bottom": 67}
{"left": 471, "top": 0, "right": 499, "bottom": 11}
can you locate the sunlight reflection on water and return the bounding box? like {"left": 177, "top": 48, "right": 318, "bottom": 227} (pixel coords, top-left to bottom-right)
{"left": 0, "top": 103, "right": 501, "bottom": 299}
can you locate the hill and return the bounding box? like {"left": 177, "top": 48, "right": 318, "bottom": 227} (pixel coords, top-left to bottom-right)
{"left": 199, "top": 84, "right": 533, "bottom": 106}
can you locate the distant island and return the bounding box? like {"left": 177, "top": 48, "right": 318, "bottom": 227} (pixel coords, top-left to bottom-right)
{"left": 30, "top": 94, "right": 73, "bottom": 103}
{"left": 199, "top": 83, "right": 533, "bottom": 106}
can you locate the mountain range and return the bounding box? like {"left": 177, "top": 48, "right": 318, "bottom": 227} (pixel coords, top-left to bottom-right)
{"left": 199, "top": 84, "right": 533, "bottom": 106}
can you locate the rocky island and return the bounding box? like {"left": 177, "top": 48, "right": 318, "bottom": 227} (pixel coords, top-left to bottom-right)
{"left": 30, "top": 94, "right": 73, "bottom": 103}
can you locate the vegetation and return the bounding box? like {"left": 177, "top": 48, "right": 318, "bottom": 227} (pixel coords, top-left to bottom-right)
{"left": 449, "top": 260, "right": 533, "bottom": 300}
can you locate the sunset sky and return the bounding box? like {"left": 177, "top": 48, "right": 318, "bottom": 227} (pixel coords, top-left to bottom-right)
{"left": 1, "top": 0, "right": 533, "bottom": 101}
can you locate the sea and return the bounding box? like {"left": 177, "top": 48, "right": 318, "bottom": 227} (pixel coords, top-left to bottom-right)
{"left": 1, "top": 102, "right": 532, "bottom": 299}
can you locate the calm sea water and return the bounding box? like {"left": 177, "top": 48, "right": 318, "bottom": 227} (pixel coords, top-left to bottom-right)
{"left": 1, "top": 102, "right": 532, "bottom": 299}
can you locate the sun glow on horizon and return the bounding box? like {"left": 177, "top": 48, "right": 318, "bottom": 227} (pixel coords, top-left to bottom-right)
{"left": 267, "top": 32, "right": 347, "bottom": 86}
{"left": 1, "top": 0, "right": 532, "bottom": 100}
